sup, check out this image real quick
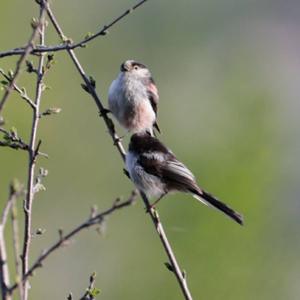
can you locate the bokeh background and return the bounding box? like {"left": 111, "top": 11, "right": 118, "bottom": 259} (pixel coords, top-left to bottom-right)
{"left": 1, "top": 0, "right": 300, "bottom": 299}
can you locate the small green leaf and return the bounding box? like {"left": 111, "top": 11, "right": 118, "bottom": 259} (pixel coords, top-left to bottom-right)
{"left": 8, "top": 70, "right": 14, "bottom": 79}
{"left": 89, "top": 287, "right": 101, "bottom": 297}
{"left": 39, "top": 167, "right": 48, "bottom": 177}
{"left": 62, "top": 37, "right": 73, "bottom": 44}
{"left": 41, "top": 107, "right": 62, "bottom": 116}
{"left": 31, "top": 17, "right": 39, "bottom": 29}
{"left": 84, "top": 32, "right": 94, "bottom": 40}
{"left": 10, "top": 127, "right": 18, "bottom": 139}
{"left": 34, "top": 182, "right": 46, "bottom": 193}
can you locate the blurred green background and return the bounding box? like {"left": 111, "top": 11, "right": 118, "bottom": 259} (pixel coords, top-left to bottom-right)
{"left": 1, "top": 0, "right": 299, "bottom": 299}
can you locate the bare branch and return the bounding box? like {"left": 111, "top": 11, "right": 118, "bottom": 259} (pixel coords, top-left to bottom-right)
{"left": 0, "top": 182, "right": 24, "bottom": 228}
{"left": 9, "top": 191, "right": 138, "bottom": 294}
{"left": 0, "top": 0, "right": 149, "bottom": 59}
{"left": 0, "top": 7, "right": 46, "bottom": 114}
{"left": 0, "top": 69, "right": 36, "bottom": 109}
{"left": 141, "top": 193, "right": 193, "bottom": 300}
{"left": 46, "top": 4, "right": 126, "bottom": 160}
{"left": 0, "top": 226, "right": 11, "bottom": 300}
{"left": 46, "top": 3, "right": 194, "bottom": 300}
{"left": 0, "top": 182, "right": 23, "bottom": 300}
{"left": 10, "top": 196, "right": 23, "bottom": 300}
{"left": 0, "top": 127, "right": 48, "bottom": 157}
{"left": 21, "top": 3, "right": 47, "bottom": 299}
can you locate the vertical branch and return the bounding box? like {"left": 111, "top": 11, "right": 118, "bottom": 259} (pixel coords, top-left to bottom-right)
{"left": 21, "top": 3, "right": 47, "bottom": 300}
{"left": 11, "top": 198, "right": 23, "bottom": 300}
{"left": 0, "top": 183, "right": 20, "bottom": 300}
{"left": 46, "top": 2, "right": 126, "bottom": 160}
{"left": 141, "top": 193, "right": 192, "bottom": 300}
{"left": 45, "top": 3, "right": 193, "bottom": 300}
{"left": 0, "top": 225, "right": 12, "bottom": 300}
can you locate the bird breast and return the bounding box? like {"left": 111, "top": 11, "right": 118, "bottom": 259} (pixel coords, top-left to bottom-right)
{"left": 126, "top": 151, "right": 166, "bottom": 198}
{"left": 108, "top": 74, "right": 155, "bottom": 132}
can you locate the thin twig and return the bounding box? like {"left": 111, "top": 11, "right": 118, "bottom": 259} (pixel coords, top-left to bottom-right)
{"left": 79, "top": 273, "right": 99, "bottom": 300}
{"left": 46, "top": 3, "right": 126, "bottom": 160}
{"left": 0, "top": 69, "right": 36, "bottom": 109}
{"left": 0, "top": 226, "right": 11, "bottom": 300}
{"left": 11, "top": 197, "right": 24, "bottom": 300}
{"left": 0, "top": 127, "right": 48, "bottom": 157}
{"left": 0, "top": 182, "right": 23, "bottom": 228}
{"left": 21, "top": 3, "right": 47, "bottom": 300}
{"left": 0, "top": 183, "right": 22, "bottom": 300}
{"left": 9, "top": 191, "right": 138, "bottom": 293}
{"left": 46, "top": 3, "right": 193, "bottom": 300}
{"left": 0, "top": 0, "right": 149, "bottom": 59}
{"left": 0, "top": 8, "right": 46, "bottom": 114}
{"left": 141, "top": 193, "right": 193, "bottom": 300}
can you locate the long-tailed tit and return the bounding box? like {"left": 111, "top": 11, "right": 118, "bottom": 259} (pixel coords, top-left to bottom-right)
{"left": 108, "top": 60, "right": 160, "bottom": 136}
{"left": 126, "top": 132, "right": 243, "bottom": 225}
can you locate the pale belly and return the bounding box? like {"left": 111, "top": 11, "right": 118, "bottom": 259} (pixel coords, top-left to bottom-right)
{"left": 123, "top": 101, "right": 156, "bottom": 133}
{"left": 126, "top": 152, "right": 165, "bottom": 199}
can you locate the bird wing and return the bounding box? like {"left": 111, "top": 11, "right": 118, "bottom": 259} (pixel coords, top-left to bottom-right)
{"left": 138, "top": 151, "right": 198, "bottom": 193}
{"left": 139, "top": 153, "right": 243, "bottom": 224}
{"left": 147, "top": 77, "right": 159, "bottom": 114}
{"left": 147, "top": 77, "right": 161, "bottom": 133}
{"left": 138, "top": 152, "right": 165, "bottom": 177}
{"left": 162, "top": 158, "right": 199, "bottom": 193}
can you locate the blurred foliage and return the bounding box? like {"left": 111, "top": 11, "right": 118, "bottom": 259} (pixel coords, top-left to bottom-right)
{"left": 1, "top": 0, "right": 300, "bottom": 299}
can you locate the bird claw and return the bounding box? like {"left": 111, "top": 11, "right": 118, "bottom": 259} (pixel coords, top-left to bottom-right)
{"left": 145, "top": 203, "right": 156, "bottom": 214}
{"left": 114, "top": 135, "right": 125, "bottom": 145}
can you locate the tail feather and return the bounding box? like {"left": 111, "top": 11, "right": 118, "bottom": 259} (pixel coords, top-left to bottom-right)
{"left": 192, "top": 189, "right": 243, "bottom": 225}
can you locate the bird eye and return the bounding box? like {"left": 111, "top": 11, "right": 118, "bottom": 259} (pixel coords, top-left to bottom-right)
{"left": 133, "top": 65, "right": 139, "bottom": 70}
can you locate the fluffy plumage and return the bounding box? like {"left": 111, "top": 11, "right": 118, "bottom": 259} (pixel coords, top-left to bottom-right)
{"left": 126, "top": 132, "right": 243, "bottom": 225}
{"left": 108, "top": 60, "right": 160, "bottom": 135}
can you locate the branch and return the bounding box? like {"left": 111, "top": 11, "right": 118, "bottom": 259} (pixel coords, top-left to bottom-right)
{"left": 0, "top": 181, "right": 24, "bottom": 228}
{"left": 0, "top": 0, "right": 149, "bottom": 59}
{"left": 45, "top": 3, "right": 193, "bottom": 300}
{"left": 0, "top": 127, "right": 48, "bottom": 157}
{"left": 0, "top": 69, "right": 36, "bottom": 109}
{"left": 0, "top": 182, "right": 23, "bottom": 300}
{"left": 0, "top": 127, "right": 30, "bottom": 151}
{"left": 9, "top": 191, "right": 138, "bottom": 294}
{"left": 78, "top": 273, "right": 100, "bottom": 300}
{"left": 0, "top": 6, "right": 46, "bottom": 114}
{"left": 21, "top": 3, "right": 47, "bottom": 299}
{"left": 0, "top": 226, "right": 11, "bottom": 300}
{"left": 10, "top": 197, "right": 23, "bottom": 300}
{"left": 46, "top": 3, "right": 126, "bottom": 159}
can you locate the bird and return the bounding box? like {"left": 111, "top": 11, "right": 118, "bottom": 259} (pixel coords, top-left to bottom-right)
{"left": 108, "top": 60, "right": 160, "bottom": 136}
{"left": 125, "top": 132, "right": 243, "bottom": 225}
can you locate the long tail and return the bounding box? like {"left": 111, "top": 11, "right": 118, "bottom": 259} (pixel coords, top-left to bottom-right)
{"left": 192, "top": 188, "right": 244, "bottom": 225}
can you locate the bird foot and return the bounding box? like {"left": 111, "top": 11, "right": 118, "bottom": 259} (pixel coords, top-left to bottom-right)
{"left": 114, "top": 135, "right": 125, "bottom": 145}
{"left": 145, "top": 203, "right": 157, "bottom": 214}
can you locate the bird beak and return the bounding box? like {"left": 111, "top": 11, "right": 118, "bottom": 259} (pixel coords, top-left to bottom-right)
{"left": 120, "top": 63, "right": 129, "bottom": 72}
